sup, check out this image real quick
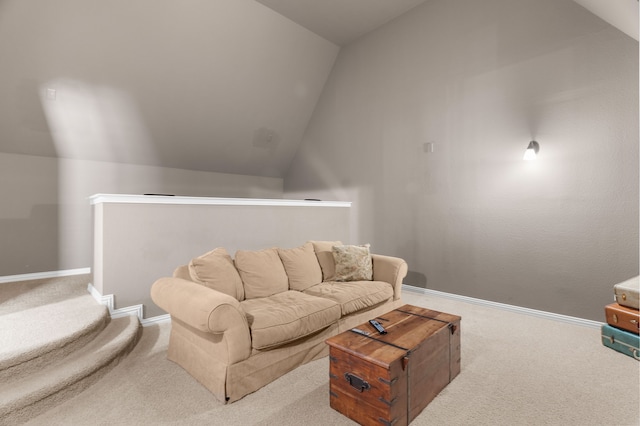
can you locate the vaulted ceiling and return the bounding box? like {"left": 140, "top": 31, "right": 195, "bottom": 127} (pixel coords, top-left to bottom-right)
{"left": 0, "top": 0, "right": 636, "bottom": 179}
{"left": 257, "top": 0, "right": 638, "bottom": 44}
{"left": 255, "top": 0, "right": 429, "bottom": 45}
{"left": 572, "top": 0, "right": 638, "bottom": 40}
{"left": 0, "top": 0, "right": 342, "bottom": 178}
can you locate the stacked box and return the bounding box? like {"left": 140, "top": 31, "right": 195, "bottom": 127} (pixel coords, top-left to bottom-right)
{"left": 602, "top": 276, "right": 639, "bottom": 360}
{"left": 604, "top": 303, "right": 639, "bottom": 334}
{"left": 614, "top": 276, "right": 639, "bottom": 309}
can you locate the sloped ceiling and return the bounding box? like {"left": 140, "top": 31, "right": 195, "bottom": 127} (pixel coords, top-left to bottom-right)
{"left": 0, "top": 0, "right": 339, "bottom": 178}
{"left": 0, "top": 0, "right": 636, "bottom": 180}
{"left": 573, "top": 0, "right": 638, "bottom": 40}
{"left": 257, "top": 0, "right": 639, "bottom": 45}
{"left": 0, "top": 0, "right": 434, "bottom": 179}
{"left": 255, "top": 0, "right": 429, "bottom": 46}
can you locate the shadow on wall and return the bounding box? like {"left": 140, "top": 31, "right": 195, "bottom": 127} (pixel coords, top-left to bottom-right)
{"left": 0, "top": 204, "right": 59, "bottom": 276}
{"left": 15, "top": 79, "right": 57, "bottom": 157}
{"left": 0, "top": 78, "right": 60, "bottom": 277}
{"left": 405, "top": 270, "right": 427, "bottom": 288}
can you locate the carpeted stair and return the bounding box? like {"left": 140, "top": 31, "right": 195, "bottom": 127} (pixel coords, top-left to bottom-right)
{"left": 0, "top": 275, "right": 141, "bottom": 425}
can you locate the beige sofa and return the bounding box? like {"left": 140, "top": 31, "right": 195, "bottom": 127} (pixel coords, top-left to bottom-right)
{"left": 151, "top": 241, "right": 407, "bottom": 403}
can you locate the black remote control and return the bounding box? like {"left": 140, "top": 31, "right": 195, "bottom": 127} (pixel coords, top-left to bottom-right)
{"left": 369, "top": 319, "right": 387, "bottom": 334}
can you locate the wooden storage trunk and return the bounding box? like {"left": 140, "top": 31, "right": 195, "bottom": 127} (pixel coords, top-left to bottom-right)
{"left": 326, "top": 304, "right": 461, "bottom": 426}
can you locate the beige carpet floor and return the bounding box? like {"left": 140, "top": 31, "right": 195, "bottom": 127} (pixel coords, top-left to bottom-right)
{"left": 0, "top": 275, "right": 90, "bottom": 315}
{"left": 22, "top": 289, "right": 640, "bottom": 426}
{"left": 0, "top": 275, "right": 140, "bottom": 425}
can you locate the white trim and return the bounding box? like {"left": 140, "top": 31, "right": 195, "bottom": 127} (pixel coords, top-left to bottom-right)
{"left": 403, "top": 285, "right": 604, "bottom": 329}
{"left": 87, "top": 283, "right": 143, "bottom": 321}
{"left": 87, "top": 282, "right": 170, "bottom": 326}
{"left": 0, "top": 268, "right": 91, "bottom": 284}
{"left": 110, "top": 304, "right": 144, "bottom": 321}
{"left": 141, "top": 314, "right": 171, "bottom": 327}
{"left": 89, "top": 193, "right": 351, "bottom": 208}
{"left": 87, "top": 283, "right": 114, "bottom": 310}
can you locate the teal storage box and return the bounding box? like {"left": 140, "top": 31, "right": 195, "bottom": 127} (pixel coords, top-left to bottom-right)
{"left": 601, "top": 324, "right": 640, "bottom": 360}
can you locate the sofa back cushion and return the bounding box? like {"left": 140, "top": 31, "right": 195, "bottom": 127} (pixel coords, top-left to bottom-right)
{"left": 309, "top": 240, "right": 343, "bottom": 282}
{"left": 277, "top": 243, "right": 323, "bottom": 291}
{"left": 188, "top": 247, "right": 245, "bottom": 301}
{"left": 173, "top": 265, "right": 191, "bottom": 281}
{"left": 235, "top": 248, "right": 288, "bottom": 299}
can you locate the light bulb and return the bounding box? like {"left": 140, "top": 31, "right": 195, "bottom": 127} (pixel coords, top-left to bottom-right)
{"left": 523, "top": 141, "right": 539, "bottom": 161}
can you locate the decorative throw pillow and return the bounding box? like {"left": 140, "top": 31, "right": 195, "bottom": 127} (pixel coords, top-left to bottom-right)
{"left": 188, "top": 247, "right": 245, "bottom": 300}
{"left": 234, "top": 248, "right": 289, "bottom": 299}
{"left": 277, "top": 243, "right": 323, "bottom": 291}
{"left": 332, "top": 244, "right": 373, "bottom": 282}
{"left": 309, "top": 240, "right": 343, "bottom": 282}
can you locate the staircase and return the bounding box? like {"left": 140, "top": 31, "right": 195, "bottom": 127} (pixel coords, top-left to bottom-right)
{"left": 0, "top": 275, "right": 140, "bottom": 425}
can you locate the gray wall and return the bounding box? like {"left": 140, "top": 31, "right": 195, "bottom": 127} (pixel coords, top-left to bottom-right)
{"left": 0, "top": 154, "right": 60, "bottom": 275}
{"left": 0, "top": 152, "right": 283, "bottom": 276}
{"left": 284, "top": 0, "right": 639, "bottom": 321}
{"left": 0, "top": 0, "right": 337, "bottom": 276}
{"left": 2, "top": 0, "right": 638, "bottom": 322}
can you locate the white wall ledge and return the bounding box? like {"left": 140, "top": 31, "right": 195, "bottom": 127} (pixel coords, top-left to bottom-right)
{"left": 0, "top": 268, "right": 91, "bottom": 284}
{"left": 89, "top": 193, "right": 351, "bottom": 208}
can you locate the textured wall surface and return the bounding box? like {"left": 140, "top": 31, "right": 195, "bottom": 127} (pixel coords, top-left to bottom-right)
{"left": 285, "top": 0, "right": 639, "bottom": 320}
{"left": 0, "top": 153, "right": 283, "bottom": 276}
{"left": 0, "top": 0, "right": 337, "bottom": 275}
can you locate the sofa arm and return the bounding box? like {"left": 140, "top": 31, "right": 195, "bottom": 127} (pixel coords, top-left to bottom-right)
{"left": 371, "top": 254, "right": 408, "bottom": 301}
{"left": 151, "top": 277, "right": 252, "bottom": 363}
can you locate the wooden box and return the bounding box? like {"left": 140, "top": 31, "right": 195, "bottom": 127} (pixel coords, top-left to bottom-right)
{"left": 326, "top": 305, "right": 461, "bottom": 426}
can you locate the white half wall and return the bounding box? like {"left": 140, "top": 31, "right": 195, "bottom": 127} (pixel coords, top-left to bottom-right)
{"left": 92, "top": 194, "right": 351, "bottom": 317}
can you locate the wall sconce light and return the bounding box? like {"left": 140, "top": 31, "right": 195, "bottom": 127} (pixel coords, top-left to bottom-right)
{"left": 523, "top": 141, "right": 539, "bottom": 161}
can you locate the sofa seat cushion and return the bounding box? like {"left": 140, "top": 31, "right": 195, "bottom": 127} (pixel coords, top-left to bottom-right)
{"left": 303, "top": 281, "right": 393, "bottom": 316}
{"left": 240, "top": 291, "right": 341, "bottom": 350}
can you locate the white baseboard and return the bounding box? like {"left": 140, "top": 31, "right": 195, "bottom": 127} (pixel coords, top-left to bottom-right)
{"left": 87, "top": 283, "right": 114, "bottom": 309}
{"left": 87, "top": 283, "right": 144, "bottom": 322}
{"left": 110, "top": 304, "right": 144, "bottom": 321}
{"left": 86, "top": 283, "right": 169, "bottom": 327}
{"left": 0, "top": 268, "right": 91, "bottom": 284}
{"left": 141, "top": 314, "right": 171, "bottom": 327}
{"left": 403, "top": 285, "right": 603, "bottom": 329}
